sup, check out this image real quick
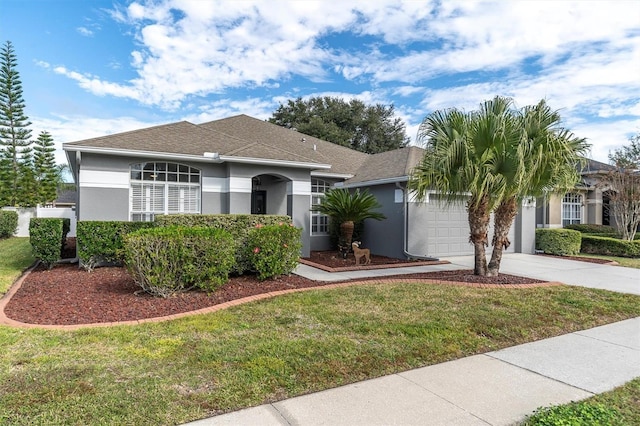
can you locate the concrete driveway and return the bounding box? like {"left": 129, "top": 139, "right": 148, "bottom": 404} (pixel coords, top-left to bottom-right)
{"left": 442, "top": 253, "right": 640, "bottom": 295}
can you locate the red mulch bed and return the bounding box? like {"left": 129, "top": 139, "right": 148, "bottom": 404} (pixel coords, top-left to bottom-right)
{"left": 4, "top": 242, "right": 546, "bottom": 326}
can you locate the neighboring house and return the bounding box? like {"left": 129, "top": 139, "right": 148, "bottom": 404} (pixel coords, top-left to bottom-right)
{"left": 50, "top": 185, "right": 78, "bottom": 208}
{"left": 63, "top": 114, "right": 536, "bottom": 258}
{"left": 536, "top": 159, "right": 618, "bottom": 229}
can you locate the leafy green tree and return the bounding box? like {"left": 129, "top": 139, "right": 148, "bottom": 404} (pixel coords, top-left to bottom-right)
{"left": 269, "top": 97, "right": 410, "bottom": 154}
{"left": 16, "top": 145, "right": 37, "bottom": 207}
{"left": 409, "top": 96, "right": 588, "bottom": 276}
{"left": 0, "top": 40, "right": 33, "bottom": 207}
{"left": 609, "top": 132, "right": 640, "bottom": 169}
{"left": 311, "top": 188, "right": 386, "bottom": 248}
{"left": 33, "top": 131, "right": 60, "bottom": 205}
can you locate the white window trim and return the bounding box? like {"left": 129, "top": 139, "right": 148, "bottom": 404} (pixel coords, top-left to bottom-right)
{"left": 562, "top": 192, "right": 583, "bottom": 226}
{"left": 311, "top": 178, "right": 331, "bottom": 235}
{"left": 130, "top": 162, "right": 202, "bottom": 221}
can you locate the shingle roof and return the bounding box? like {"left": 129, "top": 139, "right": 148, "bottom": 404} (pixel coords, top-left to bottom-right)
{"left": 64, "top": 115, "right": 370, "bottom": 174}
{"left": 200, "top": 115, "right": 369, "bottom": 175}
{"left": 580, "top": 158, "right": 617, "bottom": 174}
{"left": 346, "top": 146, "right": 425, "bottom": 184}
{"left": 64, "top": 121, "right": 256, "bottom": 157}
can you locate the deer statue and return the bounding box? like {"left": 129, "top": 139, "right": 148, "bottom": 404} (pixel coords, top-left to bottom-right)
{"left": 351, "top": 241, "right": 371, "bottom": 266}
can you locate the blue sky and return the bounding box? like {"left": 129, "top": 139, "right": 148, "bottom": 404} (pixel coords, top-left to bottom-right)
{"left": 1, "top": 0, "right": 639, "bottom": 166}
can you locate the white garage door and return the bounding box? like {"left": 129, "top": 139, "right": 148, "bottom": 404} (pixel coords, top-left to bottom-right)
{"left": 407, "top": 195, "right": 515, "bottom": 258}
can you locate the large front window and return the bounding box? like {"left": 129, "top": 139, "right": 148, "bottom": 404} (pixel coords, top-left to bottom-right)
{"left": 130, "top": 162, "right": 201, "bottom": 221}
{"left": 311, "top": 178, "right": 331, "bottom": 234}
{"left": 562, "top": 193, "right": 582, "bottom": 226}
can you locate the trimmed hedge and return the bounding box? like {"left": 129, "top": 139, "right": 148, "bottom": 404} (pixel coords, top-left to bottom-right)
{"left": 245, "top": 223, "right": 302, "bottom": 280}
{"left": 123, "top": 226, "right": 236, "bottom": 297}
{"left": 535, "top": 228, "right": 582, "bottom": 256}
{"left": 581, "top": 235, "right": 640, "bottom": 258}
{"left": 29, "top": 218, "right": 64, "bottom": 269}
{"left": 0, "top": 210, "right": 18, "bottom": 239}
{"left": 565, "top": 223, "right": 617, "bottom": 235}
{"left": 77, "top": 221, "right": 156, "bottom": 270}
{"left": 155, "top": 214, "right": 294, "bottom": 273}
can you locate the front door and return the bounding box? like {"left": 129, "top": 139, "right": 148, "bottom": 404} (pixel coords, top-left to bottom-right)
{"left": 251, "top": 190, "right": 266, "bottom": 214}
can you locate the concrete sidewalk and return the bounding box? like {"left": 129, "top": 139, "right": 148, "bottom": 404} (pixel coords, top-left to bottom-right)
{"left": 184, "top": 254, "right": 640, "bottom": 425}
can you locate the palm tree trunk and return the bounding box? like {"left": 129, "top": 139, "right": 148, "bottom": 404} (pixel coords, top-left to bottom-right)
{"left": 340, "top": 220, "right": 355, "bottom": 247}
{"left": 487, "top": 197, "right": 519, "bottom": 277}
{"left": 467, "top": 195, "right": 490, "bottom": 276}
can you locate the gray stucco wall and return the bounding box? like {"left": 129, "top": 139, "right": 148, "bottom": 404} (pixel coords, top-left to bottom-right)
{"left": 79, "top": 187, "right": 129, "bottom": 221}
{"left": 75, "top": 153, "right": 316, "bottom": 256}
{"left": 360, "top": 184, "right": 406, "bottom": 259}
{"left": 290, "top": 194, "right": 311, "bottom": 257}
{"left": 202, "top": 192, "right": 225, "bottom": 214}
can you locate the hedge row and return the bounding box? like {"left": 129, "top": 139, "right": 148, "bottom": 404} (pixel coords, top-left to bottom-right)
{"left": 76, "top": 221, "right": 155, "bottom": 270}
{"left": 535, "top": 228, "right": 582, "bottom": 256}
{"left": 0, "top": 210, "right": 18, "bottom": 239}
{"left": 155, "top": 214, "right": 293, "bottom": 274}
{"left": 564, "top": 223, "right": 617, "bottom": 235}
{"left": 581, "top": 235, "right": 640, "bottom": 258}
{"left": 29, "top": 218, "right": 71, "bottom": 268}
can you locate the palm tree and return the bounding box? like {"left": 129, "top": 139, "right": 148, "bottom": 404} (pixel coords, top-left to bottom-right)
{"left": 487, "top": 100, "right": 589, "bottom": 275}
{"left": 409, "top": 97, "right": 518, "bottom": 275}
{"left": 311, "top": 188, "right": 386, "bottom": 249}
{"left": 409, "top": 96, "right": 589, "bottom": 277}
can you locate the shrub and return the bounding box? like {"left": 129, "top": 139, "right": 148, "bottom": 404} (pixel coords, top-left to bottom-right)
{"left": 123, "top": 226, "right": 236, "bottom": 297}
{"left": 535, "top": 228, "right": 582, "bottom": 256}
{"left": 525, "top": 402, "right": 622, "bottom": 425}
{"left": 565, "top": 223, "right": 617, "bottom": 235}
{"left": 155, "top": 214, "right": 293, "bottom": 273}
{"left": 581, "top": 235, "right": 640, "bottom": 258}
{"left": 29, "top": 218, "right": 64, "bottom": 269}
{"left": 245, "top": 223, "right": 302, "bottom": 280}
{"left": 0, "top": 210, "right": 18, "bottom": 239}
{"left": 77, "top": 221, "right": 155, "bottom": 270}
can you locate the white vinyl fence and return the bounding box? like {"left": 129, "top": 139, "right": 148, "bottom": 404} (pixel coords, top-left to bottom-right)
{"left": 2, "top": 206, "right": 77, "bottom": 237}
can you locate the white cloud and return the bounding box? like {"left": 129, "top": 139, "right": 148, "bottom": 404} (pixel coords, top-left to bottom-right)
{"left": 76, "top": 27, "right": 93, "bottom": 37}
{"left": 31, "top": 115, "right": 165, "bottom": 165}
{"left": 41, "top": 0, "right": 638, "bottom": 165}
{"left": 54, "top": 0, "right": 640, "bottom": 115}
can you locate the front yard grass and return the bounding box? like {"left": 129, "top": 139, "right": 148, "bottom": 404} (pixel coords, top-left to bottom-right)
{"left": 0, "top": 237, "right": 35, "bottom": 294}
{"left": 2, "top": 282, "right": 640, "bottom": 425}
{"left": 2, "top": 238, "right": 640, "bottom": 425}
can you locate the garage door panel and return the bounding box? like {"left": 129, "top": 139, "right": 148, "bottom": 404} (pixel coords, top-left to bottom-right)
{"left": 408, "top": 197, "right": 517, "bottom": 258}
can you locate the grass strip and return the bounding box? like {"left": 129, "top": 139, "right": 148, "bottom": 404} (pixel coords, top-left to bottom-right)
{"left": 0, "top": 238, "right": 35, "bottom": 294}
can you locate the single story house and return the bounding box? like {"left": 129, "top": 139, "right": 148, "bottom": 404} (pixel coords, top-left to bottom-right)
{"left": 63, "top": 114, "right": 536, "bottom": 258}
{"left": 536, "top": 159, "right": 618, "bottom": 228}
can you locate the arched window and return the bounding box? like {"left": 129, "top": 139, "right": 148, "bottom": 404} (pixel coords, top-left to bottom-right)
{"left": 311, "top": 178, "right": 331, "bottom": 235}
{"left": 562, "top": 193, "right": 582, "bottom": 226}
{"left": 130, "top": 162, "right": 201, "bottom": 221}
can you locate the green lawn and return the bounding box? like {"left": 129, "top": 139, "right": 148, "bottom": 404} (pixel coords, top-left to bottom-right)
{"left": 523, "top": 378, "right": 640, "bottom": 425}
{"left": 0, "top": 237, "right": 35, "bottom": 294}
{"left": 1, "top": 238, "right": 640, "bottom": 425}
